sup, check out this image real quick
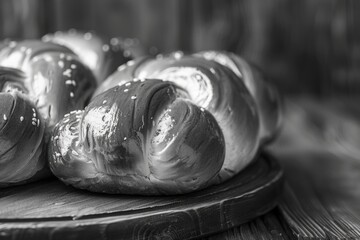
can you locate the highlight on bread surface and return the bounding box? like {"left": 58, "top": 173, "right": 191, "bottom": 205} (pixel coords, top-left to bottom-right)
{"left": 49, "top": 80, "right": 225, "bottom": 194}
{"left": 93, "top": 53, "right": 269, "bottom": 182}
{"left": 0, "top": 40, "right": 97, "bottom": 186}
{"left": 48, "top": 52, "right": 283, "bottom": 195}
{"left": 43, "top": 30, "right": 149, "bottom": 84}
{"left": 0, "top": 37, "right": 281, "bottom": 194}
{"left": 0, "top": 90, "right": 47, "bottom": 187}
{"left": 194, "top": 51, "right": 282, "bottom": 143}
{"left": 0, "top": 40, "right": 97, "bottom": 130}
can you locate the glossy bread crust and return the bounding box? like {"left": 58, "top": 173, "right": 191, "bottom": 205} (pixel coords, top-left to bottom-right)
{"left": 49, "top": 51, "right": 282, "bottom": 195}
{"left": 195, "top": 51, "right": 282, "bottom": 143}
{"left": 0, "top": 91, "right": 47, "bottom": 187}
{"left": 95, "top": 54, "right": 260, "bottom": 183}
{"left": 0, "top": 40, "right": 97, "bottom": 186}
{"left": 49, "top": 80, "right": 225, "bottom": 194}
{"left": 0, "top": 40, "right": 97, "bottom": 130}
{"left": 43, "top": 30, "right": 147, "bottom": 84}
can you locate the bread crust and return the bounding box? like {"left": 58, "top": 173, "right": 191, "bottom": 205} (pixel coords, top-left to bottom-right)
{"left": 0, "top": 40, "right": 97, "bottom": 186}
{"left": 48, "top": 53, "right": 280, "bottom": 194}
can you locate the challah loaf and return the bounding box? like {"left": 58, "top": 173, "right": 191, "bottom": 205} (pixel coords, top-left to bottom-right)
{"left": 49, "top": 53, "right": 270, "bottom": 194}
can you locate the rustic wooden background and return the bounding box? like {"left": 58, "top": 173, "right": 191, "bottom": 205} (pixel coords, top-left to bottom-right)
{"left": 205, "top": 97, "right": 360, "bottom": 239}
{"left": 1, "top": 1, "right": 360, "bottom": 239}
{"left": 1, "top": 0, "right": 360, "bottom": 96}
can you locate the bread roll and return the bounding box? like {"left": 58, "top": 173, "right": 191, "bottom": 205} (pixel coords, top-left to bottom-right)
{"left": 0, "top": 70, "right": 47, "bottom": 186}
{"left": 49, "top": 80, "right": 225, "bottom": 194}
{"left": 43, "top": 30, "right": 147, "bottom": 84}
{"left": 50, "top": 53, "right": 263, "bottom": 194}
{"left": 0, "top": 40, "right": 97, "bottom": 130}
{"left": 195, "top": 51, "right": 282, "bottom": 143}
{"left": 0, "top": 40, "right": 97, "bottom": 186}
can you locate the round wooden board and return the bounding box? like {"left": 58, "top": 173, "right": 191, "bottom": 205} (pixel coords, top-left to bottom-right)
{"left": 0, "top": 153, "right": 283, "bottom": 240}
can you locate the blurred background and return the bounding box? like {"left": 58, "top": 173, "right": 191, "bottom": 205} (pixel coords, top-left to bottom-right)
{"left": 0, "top": 0, "right": 359, "bottom": 96}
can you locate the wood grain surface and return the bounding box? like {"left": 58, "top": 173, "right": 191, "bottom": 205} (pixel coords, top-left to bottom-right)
{"left": 268, "top": 98, "right": 360, "bottom": 240}
{"left": 206, "top": 208, "right": 294, "bottom": 240}
{"left": 205, "top": 98, "right": 360, "bottom": 240}
{"left": 0, "top": 154, "right": 283, "bottom": 240}
{"left": 3, "top": 97, "right": 357, "bottom": 240}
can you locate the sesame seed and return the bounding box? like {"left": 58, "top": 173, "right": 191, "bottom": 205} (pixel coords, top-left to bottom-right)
{"left": 84, "top": 32, "right": 92, "bottom": 40}
{"left": 210, "top": 68, "right": 216, "bottom": 74}
{"left": 63, "top": 69, "right": 71, "bottom": 77}
{"left": 44, "top": 56, "right": 52, "bottom": 62}
{"left": 124, "top": 137, "right": 127, "bottom": 141}
{"left": 3, "top": 114, "right": 7, "bottom": 121}
{"left": 124, "top": 89, "right": 129, "bottom": 92}
{"left": 55, "top": 152, "right": 61, "bottom": 157}
{"left": 127, "top": 60, "right": 135, "bottom": 66}
{"left": 70, "top": 92, "right": 74, "bottom": 98}
{"left": 37, "top": 119, "right": 40, "bottom": 127}
{"left": 102, "top": 44, "right": 109, "bottom": 52}
{"left": 195, "top": 74, "right": 202, "bottom": 81}
{"left": 133, "top": 78, "right": 140, "bottom": 82}
{"left": 125, "top": 82, "right": 131, "bottom": 87}
{"left": 65, "top": 80, "right": 73, "bottom": 85}
{"left": 33, "top": 113, "right": 36, "bottom": 117}
{"left": 117, "top": 65, "right": 126, "bottom": 71}
{"left": 20, "top": 116, "right": 24, "bottom": 122}
{"left": 58, "top": 61, "right": 64, "bottom": 68}
{"left": 103, "top": 100, "right": 107, "bottom": 104}
{"left": 32, "top": 122, "right": 36, "bottom": 126}
{"left": 173, "top": 51, "right": 183, "bottom": 59}
{"left": 71, "top": 64, "right": 77, "bottom": 69}
{"left": 32, "top": 108, "right": 36, "bottom": 112}
{"left": 131, "top": 96, "right": 137, "bottom": 100}
{"left": 200, "top": 107, "right": 205, "bottom": 112}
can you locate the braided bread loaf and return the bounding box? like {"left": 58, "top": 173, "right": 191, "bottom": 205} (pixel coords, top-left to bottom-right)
{"left": 49, "top": 52, "right": 281, "bottom": 194}
{"left": 0, "top": 40, "right": 96, "bottom": 186}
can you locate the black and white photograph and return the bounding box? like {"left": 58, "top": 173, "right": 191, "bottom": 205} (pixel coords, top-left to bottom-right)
{"left": 0, "top": 0, "right": 359, "bottom": 239}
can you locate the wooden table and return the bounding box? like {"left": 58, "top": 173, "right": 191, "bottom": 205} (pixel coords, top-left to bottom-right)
{"left": 206, "top": 97, "right": 360, "bottom": 239}
{"left": 1, "top": 97, "right": 359, "bottom": 239}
